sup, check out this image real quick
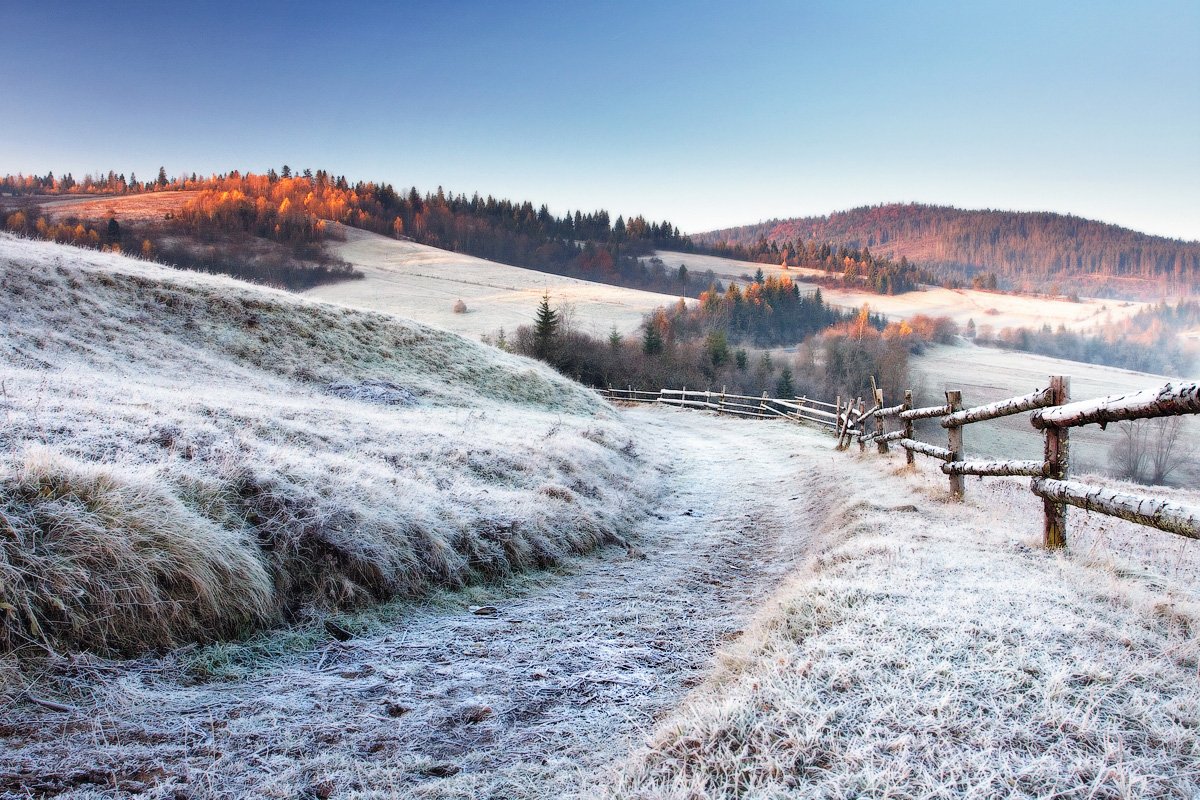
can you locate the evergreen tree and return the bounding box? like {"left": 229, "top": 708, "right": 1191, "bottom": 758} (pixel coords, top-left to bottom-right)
{"left": 608, "top": 325, "right": 622, "bottom": 351}
{"left": 156, "top": 166, "right": 168, "bottom": 188}
{"left": 776, "top": 367, "right": 795, "bottom": 398}
{"left": 642, "top": 323, "right": 664, "bottom": 355}
{"left": 533, "top": 293, "right": 559, "bottom": 360}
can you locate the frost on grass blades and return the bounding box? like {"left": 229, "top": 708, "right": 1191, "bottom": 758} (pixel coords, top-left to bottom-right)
{"left": 0, "top": 232, "right": 656, "bottom": 665}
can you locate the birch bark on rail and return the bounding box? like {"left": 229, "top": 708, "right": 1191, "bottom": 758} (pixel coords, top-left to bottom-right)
{"left": 1031, "top": 478, "right": 1200, "bottom": 540}
{"left": 941, "top": 386, "right": 1055, "bottom": 428}
{"left": 899, "top": 403, "right": 952, "bottom": 421}
{"left": 899, "top": 439, "right": 953, "bottom": 461}
{"left": 942, "top": 459, "right": 1047, "bottom": 477}
{"left": 1031, "top": 381, "right": 1200, "bottom": 429}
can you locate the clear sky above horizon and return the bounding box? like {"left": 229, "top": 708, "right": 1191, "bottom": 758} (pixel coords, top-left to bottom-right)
{"left": 3, "top": 0, "right": 1198, "bottom": 240}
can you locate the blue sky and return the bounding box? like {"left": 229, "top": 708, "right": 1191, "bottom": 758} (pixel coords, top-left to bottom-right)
{"left": 2, "top": 0, "right": 1197, "bottom": 239}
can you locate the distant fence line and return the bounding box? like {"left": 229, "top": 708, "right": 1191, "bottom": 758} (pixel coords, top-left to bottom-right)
{"left": 596, "top": 379, "right": 1200, "bottom": 548}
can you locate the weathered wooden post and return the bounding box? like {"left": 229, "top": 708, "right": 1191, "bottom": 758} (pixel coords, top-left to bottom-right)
{"left": 945, "top": 389, "right": 964, "bottom": 499}
{"left": 857, "top": 398, "right": 867, "bottom": 452}
{"left": 873, "top": 382, "right": 887, "bottom": 454}
{"left": 720, "top": 385, "right": 727, "bottom": 415}
{"left": 1043, "top": 375, "right": 1070, "bottom": 549}
{"left": 903, "top": 389, "right": 914, "bottom": 466}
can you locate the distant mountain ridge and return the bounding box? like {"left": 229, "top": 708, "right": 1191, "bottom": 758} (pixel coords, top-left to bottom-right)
{"left": 696, "top": 203, "right": 1200, "bottom": 298}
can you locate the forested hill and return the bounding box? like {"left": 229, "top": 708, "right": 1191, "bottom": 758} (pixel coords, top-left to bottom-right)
{"left": 696, "top": 204, "right": 1200, "bottom": 298}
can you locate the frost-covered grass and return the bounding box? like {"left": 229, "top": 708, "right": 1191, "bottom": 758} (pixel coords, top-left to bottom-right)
{"left": 608, "top": 447, "right": 1200, "bottom": 799}
{"left": 308, "top": 225, "right": 679, "bottom": 339}
{"left": 0, "top": 233, "right": 654, "bottom": 666}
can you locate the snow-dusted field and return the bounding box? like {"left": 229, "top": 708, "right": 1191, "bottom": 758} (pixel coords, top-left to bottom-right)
{"left": 910, "top": 341, "right": 1200, "bottom": 483}
{"left": 308, "top": 226, "right": 680, "bottom": 339}
{"left": 2, "top": 406, "right": 1196, "bottom": 798}
{"left": 1, "top": 233, "right": 1196, "bottom": 799}
{"left": 655, "top": 249, "right": 1149, "bottom": 331}
{"left": 609, "top": 437, "right": 1200, "bottom": 798}
{"left": 0, "top": 233, "right": 653, "bottom": 662}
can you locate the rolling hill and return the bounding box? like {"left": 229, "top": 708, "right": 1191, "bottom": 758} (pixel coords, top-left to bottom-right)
{"left": 308, "top": 225, "right": 679, "bottom": 338}
{"left": 696, "top": 203, "right": 1200, "bottom": 298}
{"left": 0, "top": 232, "right": 655, "bottom": 663}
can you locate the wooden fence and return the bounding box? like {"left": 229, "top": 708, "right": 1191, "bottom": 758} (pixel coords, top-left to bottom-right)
{"left": 598, "top": 378, "right": 1200, "bottom": 549}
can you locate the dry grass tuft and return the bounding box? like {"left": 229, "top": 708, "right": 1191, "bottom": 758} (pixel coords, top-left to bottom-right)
{"left": 0, "top": 449, "right": 273, "bottom": 656}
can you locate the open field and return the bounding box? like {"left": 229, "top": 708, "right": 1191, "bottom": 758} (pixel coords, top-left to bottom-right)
{"left": 909, "top": 341, "right": 1200, "bottom": 484}
{"left": 309, "top": 226, "right": 680, "bottom": 339}
{"left": 0, "top": 191, "right": 202, "bottom": 223}
{"left": 655, "top": 250, "right": 1150, "bottom": 332}
{"left": 0, "top": 233, "right": 653, "bottom": 664}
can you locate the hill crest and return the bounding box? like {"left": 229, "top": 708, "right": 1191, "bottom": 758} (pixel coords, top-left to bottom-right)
{"left": 697, "top": 203, "right": 1200, "bottom": 298}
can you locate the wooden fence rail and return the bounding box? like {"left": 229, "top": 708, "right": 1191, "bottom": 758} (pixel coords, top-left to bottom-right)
{"left": 599, "top": 376, "right": 1200, "bottom": 550}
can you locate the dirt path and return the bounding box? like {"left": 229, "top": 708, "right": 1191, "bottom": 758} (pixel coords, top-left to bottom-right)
{"left": 0, "top": 409, "right": 827, "bottom": 799}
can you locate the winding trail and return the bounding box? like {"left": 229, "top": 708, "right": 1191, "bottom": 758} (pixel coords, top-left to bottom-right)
{"left": 0, "top": 409, "right": 828, "bottom": 799}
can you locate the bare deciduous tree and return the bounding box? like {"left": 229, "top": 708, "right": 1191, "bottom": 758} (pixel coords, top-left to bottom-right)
{"left": 1109, "top": 417, "right": 1190, "bottom": 485}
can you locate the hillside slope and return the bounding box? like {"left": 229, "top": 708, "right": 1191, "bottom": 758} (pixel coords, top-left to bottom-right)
{"left": 0, "top": 233, "right": 655, "bottom": 663}
{"left": 309, "top": 225, "right": 678, "bottom": 338}
{"left": 697, "top": 203, "right": 1200, "bottom": 297}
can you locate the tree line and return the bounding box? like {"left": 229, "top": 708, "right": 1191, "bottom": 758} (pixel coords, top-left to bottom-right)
{"left": 4, "top": 167, "right": 943, "bottom": 299}
{"left": 699, "top": 238, "right": 935, "bottom": 294}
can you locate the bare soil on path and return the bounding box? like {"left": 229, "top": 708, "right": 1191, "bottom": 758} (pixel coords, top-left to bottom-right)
{"left": 0, "top": 409, "right": 822, "bottom": 799}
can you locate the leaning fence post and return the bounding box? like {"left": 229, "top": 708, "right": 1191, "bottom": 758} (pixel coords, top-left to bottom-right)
{"left": 1043, "top": 375, "right": 1070, "bottom": 549}
{"left": 945, "top": 389, "right": 964, "bottom": 499}
{"left": 873, "top": 383, "right": 887, "bottom": 454}
{"left": 857, "top": 398, "right": 867, "bottom": 452}
{"left": 903, "top": 390, "right": 914, "bottom": 466}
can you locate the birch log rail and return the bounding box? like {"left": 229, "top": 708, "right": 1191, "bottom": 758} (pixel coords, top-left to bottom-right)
{"left": 1031, "top": 381, "right": 1200, "bottom": 429}
{"left": 1030, "top": 478, "right": 1200, "bottom": 540}
{"left": 942, "top": 459, "right": 1048, "bottom": 477}
{"left": 941, "top": 386, "right": 1055, "bottom": 428}
{"left": 899, "top": 403, "right": 952, "bottom": 421}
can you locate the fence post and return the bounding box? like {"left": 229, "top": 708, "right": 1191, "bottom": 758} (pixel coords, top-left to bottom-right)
{"left": 857, "top": 398, "right": 867, "bottom": 452}
{"left": 1043, "top": 375, "right": 1070, "bottom": 549}
{"left": 873, "top": 384, "right": 887, "bottom": 454}
{"left": 903, "top": 389, "right": 914, "bottom": 466}
{"left": 946, "top": 389, "right": 964, "bottom": 499}
{"left": 760, "top": 391, "right": 768, "bottom": 419}
{"left": 720, "top": 385, "right": 727, "bottom": 415}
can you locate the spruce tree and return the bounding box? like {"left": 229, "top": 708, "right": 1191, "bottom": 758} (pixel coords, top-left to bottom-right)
{"left": 533, "top": 293, "right": 559, "bottom": 360}
{"left": 642, "top": 324, "right": 664, "bottom": 356}
{"left": 776, "top": 367, "right": 795, "bottom": 398}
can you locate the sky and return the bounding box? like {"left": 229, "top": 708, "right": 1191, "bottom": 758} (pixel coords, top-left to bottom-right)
{"left": 2, "top": 0, "right": 1198, "bottom": 240}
